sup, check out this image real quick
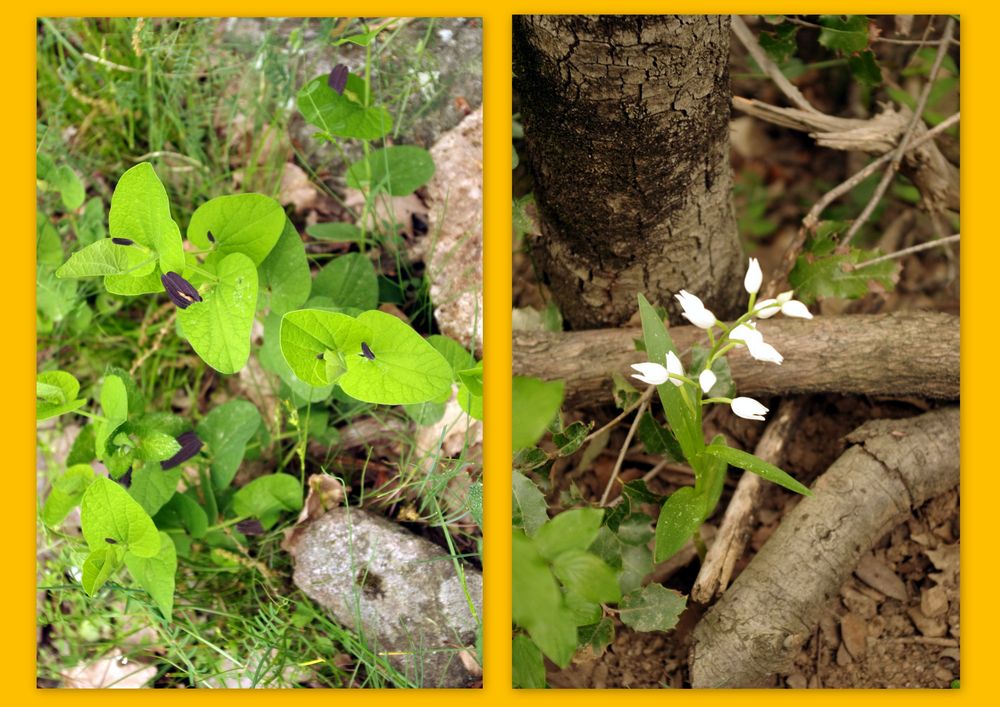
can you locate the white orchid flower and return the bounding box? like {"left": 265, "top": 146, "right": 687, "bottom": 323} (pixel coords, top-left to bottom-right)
{"left": 675, "top": 290, "right": 717, "bottom": 329}
{"left": 729, "top": 322, "right": 763, "bottom": 347}
{"left": 731, "top": 396, "right": 769, "bottom": 421}
{"left": 754, "top": 298, "right": 781, "bottom": 319}
{"left": 665, "top": 351, "right": 685, "bottom": 387}
{"left": 780, "top": 299, "right": 813, "bottom": 319}
{"left": 744, "top": 257, "right": 762, "bottom": 295}
{"left": 699, "top": 369, "right": 717, "bottom": 394}
{"left": 747, "top": 340, "right": 783, "bottom": 365}
{"left": 631, "top": 361, "right": 669, "bottom": 386}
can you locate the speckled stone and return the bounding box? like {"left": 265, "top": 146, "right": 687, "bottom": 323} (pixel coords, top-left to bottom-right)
{"left": 288, "top": 507, "right": 482, "bottom": 687}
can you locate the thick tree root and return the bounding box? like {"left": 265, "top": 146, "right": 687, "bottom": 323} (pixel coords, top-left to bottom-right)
{"left": 513, "top": 312, "right": 958, "bottom": 407}
{"left": 688, "top": 407, "right": 959, "bottom": 688}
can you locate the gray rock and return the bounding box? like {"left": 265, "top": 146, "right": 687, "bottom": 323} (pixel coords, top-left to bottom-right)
{"left": 288, "top": 508, "right": 482, "bottom": 687}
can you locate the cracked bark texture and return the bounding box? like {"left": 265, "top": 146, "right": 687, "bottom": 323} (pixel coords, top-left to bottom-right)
{"left": 688, "top": 407, "right": 960, "bottom": 688}
{"left": 514, "top": 15, "right": 744, "bottom": 329}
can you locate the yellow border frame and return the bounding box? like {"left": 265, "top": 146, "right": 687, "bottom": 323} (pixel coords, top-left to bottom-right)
{"left": 7, "top": 3, "right": 991, "bottom": 703}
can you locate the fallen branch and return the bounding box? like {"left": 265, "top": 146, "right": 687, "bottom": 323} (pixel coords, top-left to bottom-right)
{"left": 513, "top": 312, "right": 959, "bottom": 408}
{"left": 688, "top": 407, "right": 959, "bottom": 687}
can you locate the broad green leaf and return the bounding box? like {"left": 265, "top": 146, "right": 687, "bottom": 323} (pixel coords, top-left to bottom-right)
{"left": 279, "top": 309, "right": 369, "bottom": 387}
{"left": 52, "top": 163, "right": 85, "bottom": 210}
{"left": 95, "top": 374, "right": 128, "bottom": 460}
{"left": 105, "top": 267, "right": 165, "bottom": 296}
{"left": 80, "top": 477, "right": 160, "bottom": 558}
{"left": 232, "top": 473, "right": 303, "bottom": 529}
{"left": 457, "top": 362, "right": 483, "bottom": 397}
{"left": 578, "top": 617, "right": 615, "bottom": 657}
{"left": 36, "top": 370, "right": 86, "bottom": 420}
{"left": 188, "top": 193, "right": 286, "bottom": 265}
{"left": 345, "top": 146, "right": 435, "bottom": 196}
{"left": 109, "top": 162, "right": 185, "bottom": 274}
{"left": 512, "top": 470, "right": 549, "bottom": 536}
{"left": 512, "top": 376, "right": 564, "bottom": 450}
{"left": 789, "top": 248, "right": 896, "bottom": 302}
{"left": 818, "top": 15, "right": 871, "bottom": 53}
{"left": 37, "top": 213, "right": 63, "bottom": 267}
{"left": 76, "top": 196, "right": 106, "bottom": 246}
{"left": 637, "top": 412, "right": 683, "bottom": 462}
{"left": 512, "top": 634, "right": 546, "bottom": 688}
{"left": 125, "top": 532, "right": 176, "bottom": 618}
{"left": 176, "top": 252, "right": 258, "bottom": 374}
{"left": 196, "top": 399, "right": 261, "bottom": 491}
{"left": 297, "top": 73, "right": 392, "bottom": 140}
{"left": 81, "top": 546, "right": 121, "bottom": 596}
{"left": 260, "top": 312, "right": 334, "bottom": 402}
{"left": 457, "top": 382, "right": 484, "bottom": 421}
{"left": 619, "top": 542, "right": 653, "bottom": 594}
{"left": 104, "top": 364, "right": 146, "bottom": 415}
{"left": 512, "top": 530, "right": 577, "bottom": 668}
{"left": 551, "top": 550, "right": 621, "bottom": 604}
{"left": 551, "top": 420, "right": 591, "bottom": 457}
{"left": 306, "top": 222, "right": 364, "bottom": 243}
{"left": 129, "top": 464, "right": 182, "bottom": 517}
{"left": 758, "top": 22, "right": 798, "bottom": 63}
{"left": 56, "top": 238, "right": 156, "bottom": 279}
{"left": 637, "top": 293, "right": 702, "bottom": 461}
{"left": 700, "top": 433, "right": 729, "bottom": 519}
{"left": 259, "top": 219, "right": 311, "bottom": 316}
{"left": 311, "top": 253, "right": 379, "bottom": 311}
{"left": 154, "top": 492, "right": 209, "bottom": 539}
{"left": 703, "top": 443, "right": 812, "bottom": 496}
{"left": 534, "top": 508, "right": 604, "bottom": 561}
{"left": 564, "top": 589, "right": 602, "bottom": 626}
{"left": 617, "top": 513, "right": 655, "bottom": 546}
{"left": 339, "top": 310, "right": 453, "bottom": 405}
{"left": 653, "top": 486, "right": 705, "bottom": 563}
{"left": 36, "top": 266, "right": 77, "bottom": 326}
{"left": 618, "top": 584, "right": 687, "bottom": 633}
{"left": 67, "top": 425, "right": 96, "bottom": 465}
{"left": 135, "top": 432, "right": 181, "bottom": 462}
{"left": 849, "top": 49, "right": 883, "bottom": 86}
{"left": 42, "top": 464, "right": 96, "bottom": 527}
{"left": 428, "top": 335, "right": 476, "bottom": 378}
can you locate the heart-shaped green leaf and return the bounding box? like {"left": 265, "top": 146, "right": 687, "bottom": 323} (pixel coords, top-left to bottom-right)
{"left": 339, "top": 310, "right": 453, "bottom": 405}
{"left": 94, "top": 374, "right": 128, "bottom": 460}
{"left": 232, "top": 473, "right": 303, "bottom": 529}
{"left": 36, "top": 370, "right": 87, "bottom": 421}
{"left": 279, "top": 309, "right": 369, "bottom": 387}
{"left": 259, "top": 219, "right": 311, "bottom": 316}
{"left": 345, "top": 145, "right": 435, "bottom": 196}
{"left": 108, "top": 162, "right": 185, "bottom": 275}
{"left": 297, "top": 73, "right": 392, "bottom": 140}
{"left": 187, "top": 194, "right": 286, "bottom": 265}
{"left": 125, "top": 531, "right": 177, "bottom": 618}
{"left": 311, "top": 253, "right": 379, "bottom": 311}
{"left": 81, "top": 477, "right": 161, "bottom": 558}
{"left": 56, "top": 238, "right": 156, "bottom": 279}
{"left": 176, "top": 252, "right": 258, "bottom": 374}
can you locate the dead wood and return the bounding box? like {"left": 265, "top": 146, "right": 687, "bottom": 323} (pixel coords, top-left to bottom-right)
{"left": 687, "top": 406, "right": 959, "bottom": 688}
{"left": 513, "top": 312, "right": 958, "bottom": 407}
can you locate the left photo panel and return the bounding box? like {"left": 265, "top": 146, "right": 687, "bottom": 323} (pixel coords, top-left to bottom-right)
{"left": 36, "top": 17, "right": 483, "bottom": 688}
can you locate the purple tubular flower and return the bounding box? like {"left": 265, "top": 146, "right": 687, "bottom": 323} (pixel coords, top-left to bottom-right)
{"left": 111, "top": 237, "right": 135, "bottom": 246}
{"left": 236, "top": 519, "right": 265, "bottom": 536}
{"left": 328, "top": 63, "right": 349, "bottom": 95}
{"left": 160, "top": 272, "right": 203, "bottom": 309}
{"left": 161, "top": 431, "right": 203, "bottom": 470}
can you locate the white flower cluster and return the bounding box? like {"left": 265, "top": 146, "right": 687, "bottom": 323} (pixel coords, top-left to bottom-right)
{"left": 630, "top": 258, "right": 812, "bottom": 421}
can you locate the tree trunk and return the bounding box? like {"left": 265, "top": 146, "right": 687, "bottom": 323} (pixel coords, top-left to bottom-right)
{"left": 514, "top": 15, "right": 744, "bottom": 329}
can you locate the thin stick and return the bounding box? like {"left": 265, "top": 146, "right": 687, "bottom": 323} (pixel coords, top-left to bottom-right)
{"left": 781, "top": 16, "right": 960, "bottom": 47}
{"left": 582, "top": 385, "right": 654, "bottom": 445}
{"left": 850, "top": 233, "right": 959, "bottom": 270}
{"left": 731, "top": 15, "right": 820, "bottom": 115}
{"left": 599, "top": 396, "right": 649, "bottom": 506}
{"left": 843, "top": 18, "right": 956, "bottom": 246}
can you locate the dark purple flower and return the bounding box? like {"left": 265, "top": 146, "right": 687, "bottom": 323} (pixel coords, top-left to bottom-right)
{"left": 161, "top": 431, "right": 203, "bottom": 470}
{"left": 361, "top": 341, "right": 376, "bottom": 360}
{"left": 236, "top": 519, "right": 265, "bottom": 536}
{"left": 160, "top": 272, "right": 203, "bottom": 309}
{"left": 328, "top": 63, "right": 349, "bottom": 95}
{"left": 111, "top": 237, "right": 135, "bottom": 246}
{"left": 410, "top": 213, "right": 428, "bottom": 236}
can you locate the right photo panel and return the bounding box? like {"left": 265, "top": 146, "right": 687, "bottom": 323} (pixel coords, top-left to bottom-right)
{"left": 512, "top": 15, "right": 959, "bottom": 688}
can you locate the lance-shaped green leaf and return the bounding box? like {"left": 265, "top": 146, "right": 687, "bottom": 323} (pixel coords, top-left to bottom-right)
{"left": 232, "top": 473, "right": 303, "bottom": 529}
{"left": 82, "top": 545, "right": 122, "bottom": 596}
{"left": 346, "top": 145, "right": 435, "bottom": 196}
{"left": 176, "top": 252, "right": 257, "bottom": 374}
{"left": 108, "top": 162, "right": 185, "bottom": 275}
{"left": 297, "top": 72, "right": 392, "bottom": 140}
{"left": 653, "top": 486, "right": 705, "bottom": 563}
{"left": 259, "top": 219, "right": 311, "bottom": 316}
{"left": 80, "top": 477, "right": 161, "bottom": 558}
{"left": 36, "top": 370, "right": 87, "bottom": 421}
{"left": 42, "top": 464, "right": 96, "bottom": 527}
{"left": 56, "top": 239, "right": 156, "bottom": 279}
{"left": 703, "top": 443, "right": 812, "bottom": 496}
{"left": 196, "top": 400, "right": 261, "bottom": 491}
{"left": 338, "top": 310, "right": 453, "bottom": 405}
{"left": 618, "top": 584, "right": 687, "bottom": 633}
{"left": 94, "top": 374, "right": 128, "bottom": 460}
{"left": 311, "top": 253, "right": 379, "bottom": 311}
{"left": 125, "top": 531, "right": 177, "bottom": 618}
{"left": 280, "top": 309, "right": 370, "bottom": 387}
{"left": 188, "top": 194, "right": 286, "bottom": 265}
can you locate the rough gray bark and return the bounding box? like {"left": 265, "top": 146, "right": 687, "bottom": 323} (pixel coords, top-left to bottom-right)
{"left": 513, "top": 311, "right": 959, "bottom": 406}
{"left": 688, "top": 407, "right": 960, "bottom": 687}
{"left": 514, "top": 15, "right": 744, "bottom": 329}
{"left": 288, "top": 508, "right": 482, "bottom": 687}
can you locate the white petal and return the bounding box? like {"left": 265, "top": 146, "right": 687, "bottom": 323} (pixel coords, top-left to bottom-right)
{"left": 699, "top": 369, "right": 717, "bottom": 394}
{"left": 631, "top": 362, "right": 669, "bottom": 386}
{"left": 744, "top": 257, "right": 762, "bottom": 294}
{"left": 776, "top": 290, "right": 794, "bottom": 304}
{"left": 675, "top": 290, "right": 717, "bottom": 329}
{"left": 747, "top": 340, "right": 784, "bottom": 365}
{"left": 781, "top": 300, "right": 813, "bottom": 319}
{"left": 755, "top": 298, "right": 780, "bottom": 319}
{"left": 731, "top": 396, "right": 769, "bottom": 421}
{"left": 729, "top": 322, "right": 763, "bottom": 346}
{"left": 665, "top": 351, "right": 685, "bottom": 387}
